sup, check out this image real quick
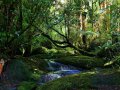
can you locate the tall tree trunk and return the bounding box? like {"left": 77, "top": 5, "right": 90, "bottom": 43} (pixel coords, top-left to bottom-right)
{"left": 81, "top": 12, "right": 87, "bottom": 47}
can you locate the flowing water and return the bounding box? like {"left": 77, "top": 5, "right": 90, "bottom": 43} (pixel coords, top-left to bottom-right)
{"left": 0, "top": 59, "right": 83, "bottom": 89}
{"left": 39, "top": 59, "right": 83, "bottom": 85}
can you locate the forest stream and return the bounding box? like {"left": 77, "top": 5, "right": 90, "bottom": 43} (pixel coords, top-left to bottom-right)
{"left": 0, "top": 0, "right": 120, "bottom": 89}
{"left": 38, "top": 59, "right": 83, "bottom": 85}
{"left": 0, "top": 59, "right": 83, "bottom": 90}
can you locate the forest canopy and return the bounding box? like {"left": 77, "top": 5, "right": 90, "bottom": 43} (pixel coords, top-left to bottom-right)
{"left": 0, "top": 0, "right": 120, "bottom": 57}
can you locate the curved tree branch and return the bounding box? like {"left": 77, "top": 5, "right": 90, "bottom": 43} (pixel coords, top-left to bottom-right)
{"left": 34, "top": 25, "right": 95, "bottom": 56}
{"left": 34, "top": 25, "right": 69, "bottom": 48}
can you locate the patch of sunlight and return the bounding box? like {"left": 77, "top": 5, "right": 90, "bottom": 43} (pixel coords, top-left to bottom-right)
{"left": 104, "top": 61, "right": 114, "bottom": 66}
{"left": 34, "top": 69, "right": 38, "bottom": 71}
{"left": 60, "top": 0, "right": 67, "bottom": 4}
{"left": 82, "top": 72, "right": 96, "bottom": 75}
{"left": 72, "top": 74, "right": 79, "bottom": 77}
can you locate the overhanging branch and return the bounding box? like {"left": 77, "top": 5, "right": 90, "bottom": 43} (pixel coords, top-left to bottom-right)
{"left": 34, "top": 25, "right": 95, "bottom": 56}
{"left": 33, "top": 25, "right": 69, "bottom": 48}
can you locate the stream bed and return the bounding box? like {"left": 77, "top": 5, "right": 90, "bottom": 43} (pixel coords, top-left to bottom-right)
{"left": 38, "top": 59, "right": 84, "bottom": 85}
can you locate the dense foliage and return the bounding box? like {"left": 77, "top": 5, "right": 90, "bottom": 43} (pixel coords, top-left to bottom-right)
{"left": 0, "top": 0, "right": 119, "bottom": 57}
{"left": 0, "top": 0, "right": 120, "bottom": 90}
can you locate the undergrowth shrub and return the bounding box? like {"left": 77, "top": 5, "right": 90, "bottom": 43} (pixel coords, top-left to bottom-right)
{"left": 97, "top": 42, "right": 120, "bottom": 59}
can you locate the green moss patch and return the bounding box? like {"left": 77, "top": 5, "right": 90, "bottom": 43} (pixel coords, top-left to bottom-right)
{"left": 53, "top": 55, "right": 105, "bottom": 69}
{"left": 92, "top": 69, "right": 120, "bottom": 86}
{"left": 17, "top": 81, "right": 37, "bottom": 90}
{"left": 37, "top": 69, "right": 120, "bottom": 90}
{"left": 23, "top": 55, "right": 49, "bottom": 72}
{"left": 36, "top": 72, "right": 94, "bottom": 90}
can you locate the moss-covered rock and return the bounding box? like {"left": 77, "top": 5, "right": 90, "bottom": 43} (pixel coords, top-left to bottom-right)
{"left": 36, "top": 72, "right": 93, "bottom": 90}
{"left": 36, "top": 69, "right": 120, "bottom": 90}
{"left": 3, "top": 59, "right": 32, "bottom": 82}
{"left": 53, "top": 55, "right": 105, "bottom": 69}
{"left": 92, "top": 69, "right": 120, "bottom": 86}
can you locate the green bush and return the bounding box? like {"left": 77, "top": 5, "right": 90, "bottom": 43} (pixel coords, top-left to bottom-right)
{"left": 97, "top": 42, "right": 120, "bottom": 59}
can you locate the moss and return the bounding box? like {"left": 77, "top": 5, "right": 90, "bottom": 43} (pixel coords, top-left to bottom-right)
{"left": 31, "top": 47, "right": 47, "bottom": 55}
{"left": 53, "top": 55, "right": 105, "bottom": 69}
{"left": 17, "top": 81, "right": 36, "bottom": 90}
{"left": 23, "top": 55, "right": 49, "bottom": 72}
{"left": 3, "top": 59, "right": 32, "bottom": 82}
{"left": 22, "top": 53, "right": 74, "bottom": 71}
{"left": 36, "top": 72, "right": 94, "bottom": 90}
{"left": 103, "top": 55, "right": 120, "bottom": 68}
{"left": 37, "top": 69, "right": 120, "bottom": 90}
{"left": 92, "top": 69, "right": 120, "bottom": 86}
{"left": 30, "top": 70, "right": 44, "bottom": 81}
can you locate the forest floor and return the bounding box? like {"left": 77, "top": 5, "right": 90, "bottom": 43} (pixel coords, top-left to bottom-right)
{"left": 1, "top": 54, "right": 120, "bottom": 90}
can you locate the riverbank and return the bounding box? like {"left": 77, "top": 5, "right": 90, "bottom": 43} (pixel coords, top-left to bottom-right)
{"left": 15, "top": 54, "right": 105, "bottom": 71}
{"left": 53, "top": 55, "right": 105, "bottom": 69}
{"left": 37, "top": 68, "right": 120, "bottom": 90}
{"left": 1, "top": 54, "right": 120, "bottom": 90}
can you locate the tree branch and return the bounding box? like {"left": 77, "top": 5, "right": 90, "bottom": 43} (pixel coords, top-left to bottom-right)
{"left": 34, "top": 25, "right": 95, "bottom": 56}
{"left": 33, "top": 25, "right": 70, "bottom": 48}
